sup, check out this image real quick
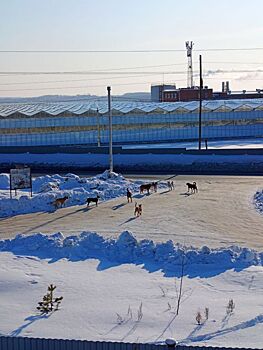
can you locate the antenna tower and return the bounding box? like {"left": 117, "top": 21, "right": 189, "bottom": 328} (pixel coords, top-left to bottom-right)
{"left": 185, "top": 41, "right": 194, "bottom": 88}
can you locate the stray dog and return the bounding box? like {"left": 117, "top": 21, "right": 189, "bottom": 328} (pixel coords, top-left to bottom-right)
{"left": 152, "top": 182, "right": 158, "bottom": 192}
{"left": 86, "top": 195, "right": 100, "bottom": 207}
{"left": 140, "top": 183, "right": 152, "bottom": 194}
{"left": 167, "top": 181, "right": 175, "bottom": 191}
{"left": 186, "top": 182, "right": 198, "bottom": 193}
{"left": 53, "top": 195, "right": 69, "bottom": 209}
{"left": 134, "top": 202, "right": 142, "bottom": 216}
{"left": 140, "top": 182, "right": 157, "bottom": 194}
{"left": 127, "top": 188, "right": 132, "bottom": 203}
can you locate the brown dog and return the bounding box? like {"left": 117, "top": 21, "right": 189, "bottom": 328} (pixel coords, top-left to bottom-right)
{"left": 53, "top": 195, "right": 69, "bottom": 209}
{"left": 140, "top": 182, "right": 157, "bottom": 194}
{"left": 134, "top": 202, "right": 142, "bottom": 216}
{"left": 140, "top": 184, "right": 151, "bottom": 194}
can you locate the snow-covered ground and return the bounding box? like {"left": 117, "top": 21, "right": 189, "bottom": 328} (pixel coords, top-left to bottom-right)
{"left": 123, "top": 138, "right": 263, "bottom": 150}
{"left": 0, "top": 171, "right": 165, "bottom": 218}
{"left": 1, "top": 171, "right": 263, "bottom": 347}
{"left": 0, "top": 231, "right": 263, "bottom": 347}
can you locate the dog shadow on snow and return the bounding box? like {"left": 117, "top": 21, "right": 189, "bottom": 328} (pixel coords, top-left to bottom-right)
{"left": 180, "top": 314, "right": 263, "bottom": 345}
{"left": 119, "top": 216, "right": 138, "bottom": 225}
{"left": 20, "top": 206, "right": 95, "bottom": 235}
{"left": 180, "top": 192, "right": 195, "bottom": 197}
{"left": 112, "top": 203, "right": 127, "bottom": 210}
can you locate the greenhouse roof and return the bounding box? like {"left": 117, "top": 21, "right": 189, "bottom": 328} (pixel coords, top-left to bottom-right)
{"left": 0, "top": 98, "right": 263, "bottom": 118}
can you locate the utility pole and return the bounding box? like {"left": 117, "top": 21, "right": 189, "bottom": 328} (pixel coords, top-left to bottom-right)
{"left": 198, "top": 54, "right": 203, "bottom": 150}
{"left": 107, "top": 86, "right": 113, "bottom": 172}
{"left": 96, "top": 107, "right": 101, "bottom": 147}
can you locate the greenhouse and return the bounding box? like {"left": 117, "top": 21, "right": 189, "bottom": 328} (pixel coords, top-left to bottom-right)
{"left": 0, "top": 98, "right": 263, "bottom": 146}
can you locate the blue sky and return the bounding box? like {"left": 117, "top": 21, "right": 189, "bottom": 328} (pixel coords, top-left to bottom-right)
{"left": 0, "top": 0, "right": 262, "bottom": 97}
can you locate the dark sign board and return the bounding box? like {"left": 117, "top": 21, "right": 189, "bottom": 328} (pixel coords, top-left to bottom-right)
{"left": 10, "top": 167, "right": 32, "bottom": 197}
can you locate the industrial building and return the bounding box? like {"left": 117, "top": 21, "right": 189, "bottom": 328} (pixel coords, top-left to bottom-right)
{"left": 0, "top": 98, "right": 263, "bottom": 147}
{"left": 151, "top": 83, "right": 263, "bottom": 103}
{"left": 151, "top": 42, "right": 263, "bottom": 103}
{"left": 151, "top": 85, "right": 213, "bottom": 102}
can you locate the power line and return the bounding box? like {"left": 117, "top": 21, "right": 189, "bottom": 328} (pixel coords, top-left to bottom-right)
{"left": 0, "top": 75, "right": 262, "bottom": 93}
{"left": 0, "top": 70, "right": 189, "bottom": 76}
{"left": 0, "top": 80, "right": 170, "bottom": 92}
{"left": 0, "top": 47, "right": 263, "bottom": 53}
{"left": 2, "top": 68, "right": 263, "bottom": 77}
{"left": 0, "top": 73, "right": 172, "bottom": 86}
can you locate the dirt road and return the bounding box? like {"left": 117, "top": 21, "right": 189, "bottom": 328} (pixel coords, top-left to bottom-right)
{"left": 1, "top": 175, "right": 263, "bottom": 249}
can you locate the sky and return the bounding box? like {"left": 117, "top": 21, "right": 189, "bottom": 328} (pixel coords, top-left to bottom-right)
{"left": 0, "top": 0, "right": 263, "bottom": 98}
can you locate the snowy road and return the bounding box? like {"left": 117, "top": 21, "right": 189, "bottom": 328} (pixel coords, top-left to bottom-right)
{"left": 1, "top": 175, "right": 263, "bottom": 249}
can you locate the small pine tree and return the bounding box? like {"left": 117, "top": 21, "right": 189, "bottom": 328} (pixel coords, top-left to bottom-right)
{"left": 37, "top": 284, "right": 63, "bottom": 314}
{"left": 196, "top": 311, "right": 202, "bottom": 325}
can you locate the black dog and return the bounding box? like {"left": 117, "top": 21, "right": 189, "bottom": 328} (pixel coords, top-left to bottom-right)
{"left": 186, "top": 182, "right": 198, "bottom": 193}
{"left": 86, "top": 195, "right": 100, "bottom": 206}
{"left": 127, "top": 188, "right": 132, "bottom": 203}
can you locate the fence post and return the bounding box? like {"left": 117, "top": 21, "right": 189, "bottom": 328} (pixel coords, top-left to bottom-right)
{"left": 165, "top": 339, "right": 177, "bottom": 348}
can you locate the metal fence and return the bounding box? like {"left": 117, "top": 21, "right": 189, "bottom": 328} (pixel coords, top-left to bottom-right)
{"left": 0, "top": 336, "right": 259, "bottom": 350}
{"left": 0, "top": 109, "right": 263, "bottom": 147}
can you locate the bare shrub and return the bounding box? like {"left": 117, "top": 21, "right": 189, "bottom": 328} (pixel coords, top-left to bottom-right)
{"left": 116, "top": 313, "right": 124, "bottom": 325}
{"left": 159, "top": 286, "right": 166, "bottom": 297}
{"left": 175, "top": 251, "right": 187, "bottom": 315}
{"left": 127, "top": 305, "right": 133, "bottom": 319}
{"left": 196, "top": 311, "right": 202, "bottom": 325}
{"left": 137, "top": 302, "right": 143, "bottom": 322}
{"left": 226, "top": 299, "right": 235, "bottom": 314}
{"left": 204, "top": 307, "right": 209, "bottom": 320}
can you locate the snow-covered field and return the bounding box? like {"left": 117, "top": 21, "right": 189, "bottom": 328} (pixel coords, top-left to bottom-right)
{"left": 1, "top": 171, "right": 263, "bottom": 347}
{"left": 0, "top": 232, "right": 263, "bottom": 347}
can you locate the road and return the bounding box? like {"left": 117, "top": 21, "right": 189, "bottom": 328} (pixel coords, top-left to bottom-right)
{"left": 1, "top": 175, "right": 263, "bottom": 249}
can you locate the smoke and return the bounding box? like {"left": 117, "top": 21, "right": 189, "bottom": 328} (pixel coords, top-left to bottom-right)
{"left": 203, "top": 68, "right": 263, "bottom": 77}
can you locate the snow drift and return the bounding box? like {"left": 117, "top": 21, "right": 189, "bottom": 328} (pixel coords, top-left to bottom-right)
{"left": 0, "top": 231, "right": 262, "bottom": 277}
{"left": 0, "top": 171, "right": 163, "bottom": 218}
{"left": 254, "top": 190, "right": 263, "bottom": 214}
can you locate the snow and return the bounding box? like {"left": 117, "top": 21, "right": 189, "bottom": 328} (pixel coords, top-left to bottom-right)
{"left": 254, "top": 190, "right": 263, "bottom": 214}
{"left": 0, "top": 173, "right": 9, "bottom": 190}
{"left": 1, "top": 171, "right": 263, "bottom": 347}
{"left": 1, "top": 98, "right": 263, "bottom": 117}
{"left": 0, "top": 231, "right": 262, "bottom": 273}
{"left": 123, "top": 138, "right": 263, "bottom": 150}
{"left": 0, "top": 231, "right": 263, "bottom": 347}
{"left": 0, "top": 170, "right": 166, "bottom": 218}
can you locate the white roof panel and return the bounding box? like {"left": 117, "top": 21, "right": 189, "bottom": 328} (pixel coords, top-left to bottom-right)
{"left": 0, "top": 98, "right": 263, "bottom": 118}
